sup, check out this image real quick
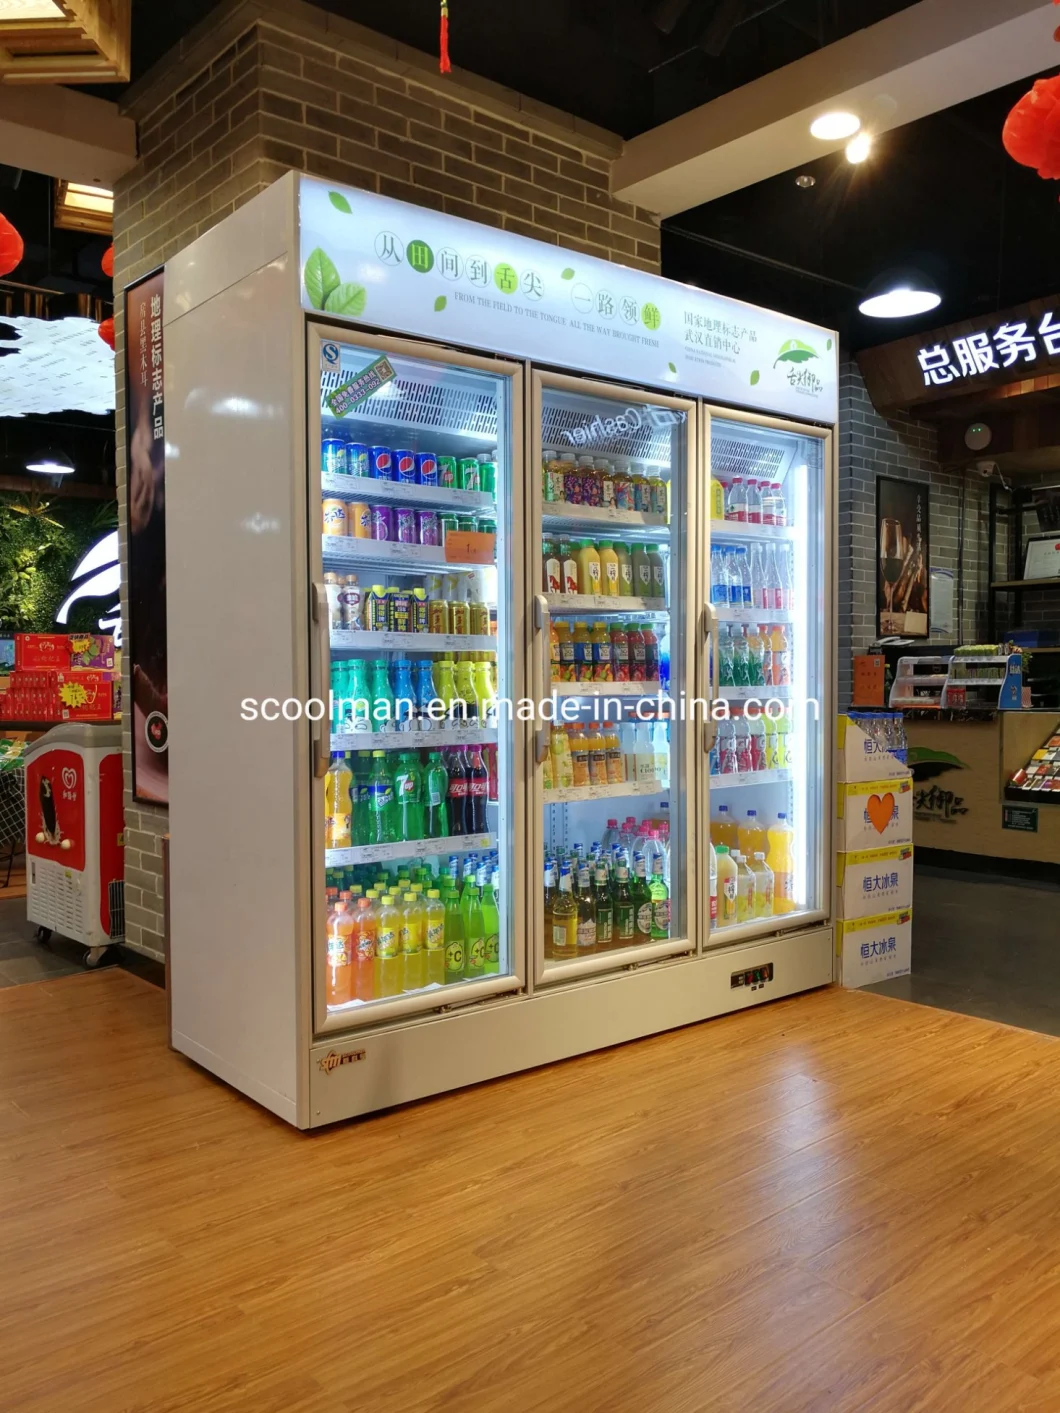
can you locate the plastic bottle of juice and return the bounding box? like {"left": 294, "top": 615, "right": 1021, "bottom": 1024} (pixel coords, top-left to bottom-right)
{"left": 434, "top": 657, "right": 458, "bottom": 723}
{"left": 709, "top": 842, "right": 718, "bottom": 927}
{"left": 613, "top": 540, "right": 634, "bottom": 596}
{"left": 559, "top": 539, "right": 579, "bottom": 596}
{"left": 400, "top": 891, "right": 426, "bottom": 992}
{"left": 464, "top": 865, "right": 487, "bottom": 978}
{"left": 598, "top": 542, "right": 621, "bottom": 598}
{"left": 776, "top": 712, "right": 791, "bottom": 770}
{"left": 714, "top": 844, "right": 737, "bottom": 927}
{"left": 609, "top": 623, "right": 629, "bottom": 682}
{"left": 591, "top": 621, "right": 613, "bottom": 682}
{"left": 770, "top": 624, "right": 791, "bottom": 687}
{"left": 642, "top": 624, "right": 660, "bottom": 683}
{"left": 365, "top": 751, "right": 396, "bottom": 844}
{"left": 324, "top": 752, "right": 353, "bottom": 850}
{"left": 738, "top": 807, "right": 768, "bottom": 859}
{"left": 746, "top": 625, "right": 766, "bottom": 687}
{"left": 603, "top": 720, "right": 625, "bottom": 783}
{"left": 767, "top": 812, "right": 796, "bottom": 913}
{"left": 648, "top": 467, "right": 668, "bottom": 519}
{"left": 749, "top": 852, "right": 775, "bottom": 917}
{"left": 481, "top": 868, "right": 500, "bottom": 974}
{"left": 543, "top": 539, "right": 561, "bottom": 594}
{"left": 325, "top": 898, "right": 354, "bottom": 1007}
{"left": 550, "top": 725, "right": 574, "bottom": 789}
{"left": 555, "top": 620, "right": 576, "bottom": 681}
{"left": 352, "top": 895, "right": 376, "bottom": 1001}
{"left": 710, "top": 474, "right": 726, "bottom": 521}
{"left": 612, "top": 459, "right": 633, "bottom": 510}
{"left": 579, "top": 456, "right": 602, "bottom": 508}
{"left": 423, "top": 888, "right": 446, "bottom": 986}
{"left": 732, "top": 851, "right": 757, "bottom": 924}
{"left": 577, "top": 539, "right": 602, "bottom": 596}
{"left": 631, "top": 461, "right": 651, "bottom": 512}
{"left": 442, "top": 881, "right": 466, "bottom": 983}
{"left": 631, "top": 544, "right": 652, "bottom": 599}
{"left": 569, "top": 726, "right": 590, "bottom": 787}
{"left": 572, "top": 620, "right": 593, "bottom": 682}
{"left": 585, "top": 721, "right": 608, "bottom": 785}
{"left": 711, "top": 802, "right": 739, "bottom": 851}
{"left": 646, "top": 546, "right": 667, "bottom": 603}
{"left": 454, "top": 659, "right": 478, "bottom": 723}
{"left": 627, "top": 622, "right": 646, "bottom": 681}
{"left": 374, "top": 894, "right": 403, "bottom": 996}
{"left": 472, "top": 660, "right": 496, "bottom": 724}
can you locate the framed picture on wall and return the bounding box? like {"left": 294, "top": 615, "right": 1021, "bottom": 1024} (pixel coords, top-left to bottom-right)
{"left": 877, "top": 476, "right": 930, "bottom": 637}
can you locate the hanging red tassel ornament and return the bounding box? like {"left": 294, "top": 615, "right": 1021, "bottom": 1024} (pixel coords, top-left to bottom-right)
{"left": 1003, "top": 1, "right": 1060, "bottom": 191}
{"left": 97, "top": 317, "right": 115, "bottom": 350}
{"left": 0, "top": 213, "right": 24, "bottom": 279}
{"left": 439, "top": 0, "right": 451, "bottom": 74}
{"left": 101, "top": 244, "right": 114, "bottom": 279}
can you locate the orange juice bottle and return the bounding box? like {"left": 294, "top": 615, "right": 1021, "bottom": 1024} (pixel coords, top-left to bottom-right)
{"left": 576, "top": 539, "right": 602, "bottom": 596}
{"left": 569, "top": 726, "right": 590, "bottom": 787}
{"left": 603, "top": 721, "right": 625, "bottom": 783}
{"left": 738, "top": 808, "right": 768, "bottom": 859}
{"left": 325, "top": 899, "right": 354, "bottom": 1007}
{"left": 324, "top": 752, "right": 353, "bottom": 849}
{"left": 585, "top": 721, "right": 608, "bottom": 785}
{"left": 767, "top": 811, "right": 796, "bottom": 913}
{"left": 598, "top": 542, "right": 621, "bottom": 598}
{"left": 572, "top": 620, "right": 593, "bottom": 681}
{"left": 351, "top": 895, "right": 376, "bottom": 1001}
{"left": 769, "top": 624, "right": 791, "bottom": 687}
{"left": 554, "top": 620, "right": 576, "bottom": 681}
{"left": 591, "top": 620, "right": 613, "bottom": 681}
{"left": 710, "top": 802, "right": 739, "bottom": 852}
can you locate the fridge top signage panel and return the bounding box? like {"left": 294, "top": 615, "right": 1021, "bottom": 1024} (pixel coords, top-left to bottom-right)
{"left": 298, "top": 178, "right": 838, "bottom": 425}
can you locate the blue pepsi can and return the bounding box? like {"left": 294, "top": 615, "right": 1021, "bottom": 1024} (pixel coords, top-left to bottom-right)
{"left": 322, "top": 438, "right": 345, "bottom": 476}
{"left": 394, "top": 448, "right": 418, "bottom": 483}
{"left": 415, "top": 451, "right": 439, "bottom": 486}
{"left": 369, "top": 445, "right": 393, "bottom": 480}
{"left": 344, "top": 441, "right": 368, "bottom": 479}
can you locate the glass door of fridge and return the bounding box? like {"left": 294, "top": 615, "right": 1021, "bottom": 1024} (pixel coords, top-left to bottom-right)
{"left": 532, "top": 372, "right": 697, "bottom": 983}
{"left": 704, "top": 411, "right": 832, "bottom": 942}
{"left": 307, "top": 327, "right": 527, "bottom": 1031}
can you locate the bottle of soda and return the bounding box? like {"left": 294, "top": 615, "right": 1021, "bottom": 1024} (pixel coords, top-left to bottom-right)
{"left": 466, "top": 745, "right": 489, "bottom": 834}
{"left": 443, "top": 880, "right": 466, "bottom": 983}
{"left": 464, "top": 868, "right": 486, "bottom": 979}
{"left": 612, "top": 862, "right": 635, "bottom": 947}
{"left": 365, "top": 751, "right": 396, "bottom": 844}
{"left": 481, "top": 867, "right": 500, "bottom": 973}
{"left": 447, "top": 748, "right": 468, "bottom": 836}
{"left": 649, "top": 854, "right": 670, "bottom": 940}
{"left": 632, "top": 852, "right": 653, "bottom": 944}
{"left": 731, "top": 626, "right": 750, "bottom": 687}
{"left": 717, "top": 623, "right": 735, "bottom": 687}
{"left": 393, "top": 750, "right": 424, "bottom": 842}
{"left": 424, "top": 750, "right": 450, "bottom": 839}
{"left": 594, "top": 861, "right": 613, "bottom": 949}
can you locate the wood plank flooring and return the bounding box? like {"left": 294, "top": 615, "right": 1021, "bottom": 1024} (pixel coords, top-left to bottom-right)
{"left": 3, "top": 974, "right": 1060, "bottom": 1412}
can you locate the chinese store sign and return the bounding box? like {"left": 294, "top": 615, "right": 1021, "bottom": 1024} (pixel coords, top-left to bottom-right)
{"left": 918, "top": 310, "right": 1060, "bottom": 386}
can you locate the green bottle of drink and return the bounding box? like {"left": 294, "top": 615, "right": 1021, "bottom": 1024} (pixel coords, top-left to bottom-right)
{"left": 464, "top": 875, "right": 486, "bottom": 980}
{"left": 443, "top": 885, "right": 465, "bottom": 984}
{"left": 366, "top": 750, "right": 396, "bottom": 845}
{"left": 612, "top": 861, "right": 635, "bottom": 947}
{"left": 424, "top": 750, "right": 450, "bottom": 839}
{"left": 632, "top": 852, "right": 653, "bottom": 945}
{"left": 480, "top": 867, "right": 500, "bottom": 974}
{"left": 649, "top": 854, "right": 670, "bottom": 940}
{"left": 368, "top": 658, "right": 393, "bottom": 730}
{"left": 393, "top": 750, "right": 424, "bottom": 842}
{"left": 347, "top": 659, "right": 372, "bottom": 734}
{"left": 594, "top": 861, "right": 613, "bottom": 949}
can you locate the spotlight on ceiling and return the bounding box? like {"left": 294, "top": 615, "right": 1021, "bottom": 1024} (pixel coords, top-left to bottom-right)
{"left": 846, "top": 132, "right": 873, "bottom": 164}
{"left": 810, "top": 111, "right": 861, "bottom": 141}
{"left": 795, "top": 174, "right": 816, "bottom": 189}
{"left": 858, "top": 269, "right": 941, "bottom": 319}
{"left": 26, "top": 448, "right": 75, "bottom": 477}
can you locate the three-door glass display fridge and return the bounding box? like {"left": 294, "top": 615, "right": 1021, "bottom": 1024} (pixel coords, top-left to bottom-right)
{"left": 163, "top": 173, "right": 837, "bottom": 1127}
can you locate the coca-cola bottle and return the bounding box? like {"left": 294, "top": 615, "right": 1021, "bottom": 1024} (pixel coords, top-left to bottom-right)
{"left": 466, "top": 745, "right": 489, "bottom": 834}
{"left": 447, "top": 748, "right": 469, "bottom": 836}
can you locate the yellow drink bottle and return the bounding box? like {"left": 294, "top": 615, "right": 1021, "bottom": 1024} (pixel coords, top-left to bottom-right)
{"left": 425, "top": 889, "right": 446, "bottom": 986}
{"left": 767, "top": 812, "right": 796, "bottom": 913}
{"left": 400, "top": 892, "right": 426, "bottom": 992}
{"left": 324, "top": 753, "right": 353, "bottom": 849}
{"left": 374, "top": 894, "right": 403, "bottom": 996}
{"left": 598, "top": 542, "right": 620, "bottom": 598}
{"left": 576, "top": 540, "right": 602, "bottom": 596}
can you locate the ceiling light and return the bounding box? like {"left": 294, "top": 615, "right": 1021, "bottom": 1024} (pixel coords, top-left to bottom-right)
{"left": 795, "top": 174, "right": 816, "bottom": 189}
{"left": 846, "top": 133, "right": 872, "bottom": 164}
{"left": 26, "top": 447, "right": 74, "bottom": 476}
{"left": 0, "top": 2, "right": 65, "bottom": 17}
{"left": 859, "top": 269, "right": 941, "bottom": 319}
{"left": 810, "top": 111, "right": 861, "bottom": 141}
{"left": 54, "top": 180, "right": 113, "bottom": 235}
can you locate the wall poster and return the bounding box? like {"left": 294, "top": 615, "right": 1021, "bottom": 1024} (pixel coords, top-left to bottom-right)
{"left": 877, "top": 476, "right": 930, "bottom": 638}
{"left": 125, "top": 268, "right": 168, "bottom": 804}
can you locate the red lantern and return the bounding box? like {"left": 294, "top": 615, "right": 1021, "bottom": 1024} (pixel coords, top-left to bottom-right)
{"left": 101, "top": 244, "right": 114, "bottom": 279}
{"left": 1003, "top": 75, "right": 1060, "bottom": 181}
{"left": 98, "top": 317, "right": 115, "bottom": 350}
{"left": 0, "top": 214, "right": 23, "bottom": 278}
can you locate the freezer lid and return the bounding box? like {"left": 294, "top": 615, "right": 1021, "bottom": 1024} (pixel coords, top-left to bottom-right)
{"left": 24, "top": 723, "right": 122, "bottom": 760}
{"left": 295, "top": 176, "right": 839, "bottom": 425}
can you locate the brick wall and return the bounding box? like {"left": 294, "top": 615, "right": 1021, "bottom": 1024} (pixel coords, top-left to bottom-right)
{"left": 112, "top": 0, "right": 661, "bottom": 956}
{"left": 838, "top": 357, "right": 991, "bottom": 705}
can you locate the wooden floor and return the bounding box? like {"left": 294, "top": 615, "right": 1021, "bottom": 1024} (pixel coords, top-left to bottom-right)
{"left": 4, "top": 977, "right": 1060, "bottom": 1413}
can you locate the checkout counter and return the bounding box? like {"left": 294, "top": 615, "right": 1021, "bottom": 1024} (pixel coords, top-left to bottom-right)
{"left": 856, "top": 645, "right": 1060, "bottom": 871}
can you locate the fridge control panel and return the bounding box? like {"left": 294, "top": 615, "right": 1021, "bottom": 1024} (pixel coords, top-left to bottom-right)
{"left": 730, "top": 962, "right": 774, "bottom": 991}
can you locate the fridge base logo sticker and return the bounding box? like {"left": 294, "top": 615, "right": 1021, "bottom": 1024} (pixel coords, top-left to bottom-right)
{"left": 318, "top": 1048, "right": 367, "bottom": 1074}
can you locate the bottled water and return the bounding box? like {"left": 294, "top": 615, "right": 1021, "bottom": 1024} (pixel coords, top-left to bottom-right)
{"left": 770, "top": 481, "right": 787, "bottom": 527}
{"left": 745, "top": 478, "right": 762, "bottom": 525}
{"left": 710, "top": 547, "right": 728, "bottom": 606}
{"left": 717, "top": 718, "right": 737, "bottom": 774}
{"left": 725, "top": 548, "right": 742, "bottom": 607}
{"left": 725, "top": 477, "right": 747, "bottom": 522}
{"left": 733, "top": 716, "right": 753, "bottom": 774}
{"left": 735, "top": 547, "right": 752, "bottom": 606}
{"left": 718, "top": 624, "right": 735, "bottom": 686}
{"left": 779, "top": 543, "right": 795, "bottom": 611}
{"left": 764, "top": 544, "right": 783, "bottom": 611}
{"left": 748, "top": 543, "right": 767, "bottom": 610}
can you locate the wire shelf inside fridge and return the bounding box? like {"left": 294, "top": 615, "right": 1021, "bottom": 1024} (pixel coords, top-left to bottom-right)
{"left": 541, "top": 399, "right": 679, "bottom": 468}
{"left": 711, "top": 428, "right": 800, "bottom": 486}
{"left": 321, "top": 360, "right": 499, "bottom": 442}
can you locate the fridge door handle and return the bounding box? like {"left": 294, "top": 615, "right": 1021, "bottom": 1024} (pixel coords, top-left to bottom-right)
{"left": 312, "top": 581, "right": 331, "bottom": 780}
{"left": 533, "top": 593, "right": 552, "bottom": 765}
{"left": 703, "top": 602, "right": 720, "bottom": 755}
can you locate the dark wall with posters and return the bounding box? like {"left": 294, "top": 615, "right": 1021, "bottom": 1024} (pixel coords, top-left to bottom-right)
{"left": 124, "top": 270, "right": 168, "bottom": 805}
{"left": 876, "top": 476, "right": 929, "bottom": 639}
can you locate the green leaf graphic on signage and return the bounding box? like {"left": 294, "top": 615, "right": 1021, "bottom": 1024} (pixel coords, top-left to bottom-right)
{"left": 907, "top": 747, "right": 968, "bottom": 770}
{"left": 328, "top": 191, "right": 353, "bottom": 214}
{"left": 826, "top": 337, "right": 833, "bottom": 351}
{"left": 561, "top": 268, "right": 575, "bottom": 280}
{"left": 324, "top": 282, "right": 368, "bottom": 317}
{"left": 434, "top": 295, "right": 447, "bottom": 312}
{"left": 407, "top": 239, "right": 435, "bottom": 274}
{"left": 494, "top": 262, "right": 519, "bottom": 295}
{"left": 750, "top": 370, "right": 760, "bottom": 386}
{"left": 774, "top": 337, "right": 819, "bottom": 367}
{"left": 304, "top": 248, "right": 340, "bottom": 311}
{"left": 642, "top": 302, "right": 662, "bottom": 332}
{"left": 667, "top": 362, "right": 677, "bottom": 374}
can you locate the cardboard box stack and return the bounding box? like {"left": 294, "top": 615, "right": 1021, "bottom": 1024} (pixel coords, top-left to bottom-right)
{"left": 835, "top": 712, "right": 913, "bottom": 988}
{"left": 0, "top": 634, "right": 120, "bottom": 724}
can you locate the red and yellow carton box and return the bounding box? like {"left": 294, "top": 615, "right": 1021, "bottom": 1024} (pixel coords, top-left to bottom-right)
{"left": 15, "top": 633, "right": 72, "bottom": 671}
{"left": 56, "top": 668, "right": 117, "bottom": 722}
